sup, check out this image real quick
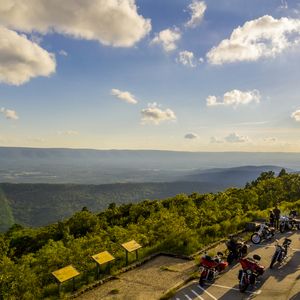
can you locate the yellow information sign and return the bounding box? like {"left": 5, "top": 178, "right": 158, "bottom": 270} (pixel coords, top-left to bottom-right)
{"left": 121, "top": 240, "right": 142, "bottom": 253}
{"left": 92, "top": 251, "right": 115, "bottom": 265}
{"left": 52, "top": 265, "right": 80, "bottom": 283}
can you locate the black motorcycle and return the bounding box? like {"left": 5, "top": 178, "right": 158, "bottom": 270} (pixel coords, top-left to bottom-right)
{"left": 270, "top": 238, "right": 292, "bottom": 268}
{"left": 226, "top": 236, "right": 248, "bottom": 264}
{"left": 251, "top": 223, "right": 275, "bottom": 244}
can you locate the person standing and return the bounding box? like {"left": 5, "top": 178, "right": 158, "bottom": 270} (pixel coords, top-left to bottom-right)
{"left": 273, "top": 205, "right": 281, "bottom": 230}
{"left": 269, "top": 210, "right": 275, "bottom": 228}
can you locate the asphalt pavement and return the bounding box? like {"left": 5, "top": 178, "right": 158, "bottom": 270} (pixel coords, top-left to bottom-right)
{"left": 172, "top": 231, "right": 300, "bottom": 300}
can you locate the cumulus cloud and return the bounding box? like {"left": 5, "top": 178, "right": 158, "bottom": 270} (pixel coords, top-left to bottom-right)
{"left": 207, "top": 15, "right": 300, "bottom": 65}
{"left": 210, "top": 136, "right": 223, "bottom": 144}
{"left": 0, "top": 26, "right": 56, "bottom": 85}
{"left": 177, "top": 51, "right": 196, "bottom": 67}
{"left": 291, "top": 109, "right": 300, "bottom": 121}
{"left": 0, "top": 0, "right": 151, "bottom": 48}
{"left": 111, "top": 88, "right": 138, "bottom": 104}
{"left": 185, "top": 133, "right": 198, "bottom": 139}
{"left": 0, "top": 107, "right": 19, "bottom": 120}
{"left": 185, "top": 1, "right": 207, "bottom": 28}
{"left": 57, "top": 130, "right": 79, "bottom": 136}
{"left": 206, "top": 89, "right": 261, "bottom": 108}
{"left": 151, "top": 28, "right": 181, "bottom": 52}
{"left": 225, "top": 132, "right": 249, "bottom": 143}
{"left": 141, "top": 103, "right": 176, "bottom": 125}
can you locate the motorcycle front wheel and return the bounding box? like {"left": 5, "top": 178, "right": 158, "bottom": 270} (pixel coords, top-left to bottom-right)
{"left": 199, "top": 269, "right": 207, "bottom": 286}
{"left": 239, "top": 277, "right": 248, "bottom": 293}
{"left": 251, "top": 233, "right": 261, "bottom": 244}
{"left": 270, "top": 254, "right": 278, "bottom": 268}
{"left": 280, "top": 224, "right": 285, "bottom": 233}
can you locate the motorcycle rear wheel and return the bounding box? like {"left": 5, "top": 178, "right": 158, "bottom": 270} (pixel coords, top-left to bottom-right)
{"left": 251, "top": 233, "right": 261, "bottom": 244}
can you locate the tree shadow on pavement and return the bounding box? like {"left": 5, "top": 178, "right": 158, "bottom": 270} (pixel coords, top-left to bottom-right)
{"left": 289, "top": 291, "right": 300, "bottom": 300}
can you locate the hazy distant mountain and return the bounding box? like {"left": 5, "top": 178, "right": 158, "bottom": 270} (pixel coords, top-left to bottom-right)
{"left": 0, "top": 147, "right": 296, "bottom": 230}
{"left": 0, "top": 147, "right": 299, "bottom": 184}
{"left": 183, "top": 165, "right": 291, "bottom": 187}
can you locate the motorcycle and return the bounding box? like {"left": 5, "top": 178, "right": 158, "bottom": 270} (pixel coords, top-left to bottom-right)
{"left": 238, "top": 254, "right": 265, "bottom": 293}
{"left": 279, "top": 216, "right": 294, "bottom": 233}
{"left": 251, "top": 223, "right": 275, "bottom": 244}
{"left": 270, "top": 238, "right": 292, "bottom": 268}
{"left": 226, "top": 236, "right": 249, "bottom": 264}
{"left": 279, "top": 215, "right": 300, "bottom": 232}
{"left": 199, "top": 252, "right": 228, "bottom": 286}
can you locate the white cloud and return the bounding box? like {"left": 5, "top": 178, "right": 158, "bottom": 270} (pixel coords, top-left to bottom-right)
{"left": 57, "top": 130, "right": 79, "bottom": 136}
{"left": 291, "top": 109, "right": 300, "bottom": 121}
{"left": 0, "top": 0, "right": 151, "bottom": 48}
{"left": 0, "top": 107, "right": 19, "bottom": 120}
{"left": 59, "top": 50, "right": 68, "bottom": 56}
{"left": 141, "top": 103, "right": 176, "bottom": 125}
{"left": 225, "top": 132, "right": 249, "bottom": 143}
{"left": 111, "top": 88, "right": 138, "bottom": 104}
{"left": 0, "top": 26, "right": 56, "bottom": 85}
{"left": 185, "top": 1, "right": 207, "bottom": 28}
{"left": 263, "top": 137, "right": 277, "bottom": 143}
{"left": 206, "top": 89, "right": 261, "bottom": 108}
{"left": 207, "top": 15, "right": 300, "bottom": 65}
{"left": 151, "top": 28, "right": 181, "bottom": 52}
{"left": 185, "top": 133, "right": 198, "bottom": 139}
{"left": 177, "top": 51, "right": 196, "bottom": 67}
{"left": 280, "top": 0, "right": 288, "bottom": 9}
{"left": 210, "top": 136, "right": 223, "bottom": 144}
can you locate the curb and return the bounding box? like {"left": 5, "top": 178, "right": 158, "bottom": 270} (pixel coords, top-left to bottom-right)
{"left": 70, "top": 230, "right": 245, "bottom": 299}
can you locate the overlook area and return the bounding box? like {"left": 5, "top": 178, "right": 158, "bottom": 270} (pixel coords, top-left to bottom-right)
{"left": 1, "top": 170, "right": 300, "bottom": 299}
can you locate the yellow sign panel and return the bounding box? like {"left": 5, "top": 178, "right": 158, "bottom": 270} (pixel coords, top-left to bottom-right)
{"left": 52, "top": 265, "right": 80, "bottom": 283}
{"left": 121, "top": 240, "right": 142, "bottom": 252}
{"left": 92, "top": 251, "right": 115, "bottom": 265}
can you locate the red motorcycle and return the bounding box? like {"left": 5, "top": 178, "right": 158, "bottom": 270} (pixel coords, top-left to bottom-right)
{"left": 199, "top": 252, "right": 228, "bottom": 286}
{"left": 238, "top": 254, "right": 265, "bottom": 292}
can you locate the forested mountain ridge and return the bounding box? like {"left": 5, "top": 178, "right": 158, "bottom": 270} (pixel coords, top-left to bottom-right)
{"left": 1, "top": 170, "right": 300, "bottom": 299}
{"left": 0, "top": 181, "right": 223, "bottom": 230}
{"left": 0, "top": 165, "right": 289, "bottom": 231}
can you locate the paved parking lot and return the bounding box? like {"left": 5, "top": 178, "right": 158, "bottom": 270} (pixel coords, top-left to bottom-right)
{"left": 172, "top": 231, "right": 300, "bottom": 300}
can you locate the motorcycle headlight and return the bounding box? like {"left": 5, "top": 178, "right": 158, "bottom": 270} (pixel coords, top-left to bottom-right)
{"left": 246, "top": 269, "right": 252, "bottom": 275}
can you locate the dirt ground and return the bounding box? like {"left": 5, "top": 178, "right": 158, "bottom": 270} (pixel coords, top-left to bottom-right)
{"left": 75, "top": 255, "right": 196, "bottom": 300}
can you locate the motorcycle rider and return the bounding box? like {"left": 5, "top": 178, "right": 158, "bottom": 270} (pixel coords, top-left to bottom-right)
{"left": 273, "top": 205, "right": 281, "bottom": 230}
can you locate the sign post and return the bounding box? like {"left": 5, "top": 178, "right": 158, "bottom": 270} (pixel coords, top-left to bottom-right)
{"left": 52, "top": 265, "right": 80, "bottom": 294}
{"left": 91, "top": 251, "right": 115, "bottom": 279}
{"left": 121, "top": 240, "right": 142, "bottom": 266}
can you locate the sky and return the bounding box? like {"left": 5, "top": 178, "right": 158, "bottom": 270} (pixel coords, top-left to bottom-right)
{"left": 1, "top": 0, "right": 300, "bottom": 152}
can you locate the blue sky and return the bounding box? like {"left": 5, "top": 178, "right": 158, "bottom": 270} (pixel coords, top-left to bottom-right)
{"left": 0, "top": 0, "right": 300, "bottom": 151}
